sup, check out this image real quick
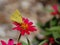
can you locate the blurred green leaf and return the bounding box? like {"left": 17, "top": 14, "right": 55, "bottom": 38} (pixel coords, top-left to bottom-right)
{"left": 46, "top": 26, "right": 60, "bottom": 32}
{"left": 39, "top": 40, "right": 48, "bottom": 45}
{"left": 37, "top": 22, "right": 46, "bottom": 30}
{"left": 58, "top": 6, "right": 60, "bottom": 12}
{"left": 41, "top": 31, "right": 51, "bottom": 36}
{"left": 53, "top": 32, "right": 60, "bottom": 44}
{"left": 44, "top": 21, "right": 50, "bottom": 28}
{"left": 50, "top": 17, "right": 58, "bottom": 26}
{"left": 53, "top": 32, "right": 60, "bottom": 39}
{"left": 22, "top": 42, "right": 27, "bottom": 45}
{"left": 37, "top": 22, "right": 42, "bottom": 28}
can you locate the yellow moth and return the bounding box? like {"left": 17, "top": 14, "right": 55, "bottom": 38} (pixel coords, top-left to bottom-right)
{"left": 10, "top": 10, "right": 23, "bottom": 23}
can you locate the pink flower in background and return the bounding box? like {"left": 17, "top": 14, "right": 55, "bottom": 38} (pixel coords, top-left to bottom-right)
{"left": 1, "top": 39, "right": 22, "bottom": 45}
{"left": 51, "top": 4, "right": 60, "bottom": 15}
{"left": 13, "top": 18, "right": 36, "bottom": 35}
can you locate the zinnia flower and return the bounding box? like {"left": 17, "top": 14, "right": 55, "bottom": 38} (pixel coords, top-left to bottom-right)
{"left": 51, "top": 4, "right": 60, "bottom": 15}
{"left": 13, "top": 18, "right": 36, "bottom": 35}
{"left": 1, "top": 39, "right": 22, "bottom": 45}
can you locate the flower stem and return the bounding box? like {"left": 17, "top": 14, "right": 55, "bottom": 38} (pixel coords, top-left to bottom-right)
{"left": 18, "top": 34, "right": 21, "bottom": 42}
{"left": 26, "top": 36, "right": 30, "bottom": 45}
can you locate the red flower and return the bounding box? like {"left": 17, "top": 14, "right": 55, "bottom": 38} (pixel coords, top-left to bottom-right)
{"left": 13, "top": 18, "right": 36, "bottom": 35}
{"left": 51, "top": 5, "right": 59, "bottom": 15}
{"left": 16, "top": 43, "right": 22, "bottom": 45}
{"left": 49, "top": 37, "right": 54, "bottom": 44}
{"left": 1, "top": 39, "right": 22, "bottom": 45}
{"left": 43, "top": 43, "right": 48, "bottom": 45}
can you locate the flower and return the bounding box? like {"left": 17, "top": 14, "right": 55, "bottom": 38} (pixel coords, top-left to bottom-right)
{"left": 51, "top": 4, "right": 60, "bottom": 15}
{"left": 1, "top": 39, "right": 22, "bottom": 45}
{"left": 16, "top": 43, "right": 22, "bottom": 45}
{"left": 43, "top": 37, "right": 54, "bottom": 45}
{"left": 43, "top": 43, "right": 48, "bottom": 45}
{"left": 49, "top": 37, "right": 54, "bottom": 44}
{"left": 13, "top": 18, "right": 36, "bottom": 35}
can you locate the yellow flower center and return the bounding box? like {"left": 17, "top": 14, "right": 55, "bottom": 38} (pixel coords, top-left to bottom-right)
{"left": 21, "top": 23, "right": 28, "bottom": 30}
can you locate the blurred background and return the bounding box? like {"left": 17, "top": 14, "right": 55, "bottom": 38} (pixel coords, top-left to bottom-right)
{"left": 0, "top": 0, "right": 60, "bottom": 45}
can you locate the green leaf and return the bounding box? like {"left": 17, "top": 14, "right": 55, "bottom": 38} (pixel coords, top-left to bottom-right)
{"left": 44, "top": 21, "right": 50, "bottom": 28}
{"left": 50, "top": 17, "right": 58, "bottom": 26}
{"left": 58, "top": 6, "right": 60, "bottom": 12}
{"left": 46, "top": 26, "right": 60, "bottom": 32}
{"left": 37, "top": 22, "right": 45, "bottom": 30}
{"left": 39, "top": 40, "right": 48, "bottom": 45}
{"left": 37, "top": 22, "right": 42, "bottom": 28}
{"left": 41, "top": 31, "right": 51, "bottom": 36}
{"left": 53, "top": 32, "right": 60, "bottom": 39}
{"left": 53, "top": 32, "right": 60, "bottom": 44}
{"left": 22, "top": 42, "right": 28, "bottom": 45}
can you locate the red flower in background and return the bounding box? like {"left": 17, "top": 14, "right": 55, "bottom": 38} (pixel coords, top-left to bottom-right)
{"left": 1, "top": 39, "right": 22, "bottom": 45}
{"left": 51, "top": 4, "right": 60, "bottom": 15}
{"left": 43, "top": 37, "right": 54, "bottom": 45}
{"left": 43, "top": 43, "right": 48, "bottom": 45}
{"left": 13, "top": 18, "right": 36, "bottom": 35}
{"left": 49, "top": 37, "right": 54, "bottom": 44}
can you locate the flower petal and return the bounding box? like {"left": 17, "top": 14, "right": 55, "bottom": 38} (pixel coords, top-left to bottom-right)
{"left": 8, "top": 39, "right": 14, "bottom": 45}
{"left": 28, "top": 26, "right": 36, "bottom": 31}
{"left": 52, "top": 4, "right": 58, "bottom": 11}
{"left": 1, "top": 40, "right": 6, "bottom": 45}
{"left": 17, "top": 43, "right": 22, "bottom": 45}
{"left": 51, "top": 12, "right": 58, "bottom": 15}
{"left": 13, "top": 27, "right": 21, "bottom": 30}
{"left": 23, "top": 18, "right": 29, "bottom": 23}
{"left": 13, "top": 22, "right": 20, "bottom": 26}
{"left": 28, "top": 22, "right": 33, "bottom": 25}
{"left": 25, "top": 30, "right": 30, "bottom": 35}
{"left": 20, "top": 30, "right": 25, "bottom": 35}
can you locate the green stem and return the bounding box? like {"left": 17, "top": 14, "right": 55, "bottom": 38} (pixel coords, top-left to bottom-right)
{"left": 18, "top": 34, "right": 21, "bottom": 42}
{"left": 26, "top": 36, "right": 30, "bottom": 45}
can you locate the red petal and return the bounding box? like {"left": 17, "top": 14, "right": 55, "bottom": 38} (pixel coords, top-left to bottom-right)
{"left": 30, "top": 26, "right": 36, "bottom": 31}
{"left": 13, "top": 22, "right": 20, "bottom": 27}
{"left": 17, "top": 43, "right": 22, "bottom": 45}
{"left": 8, "top": 39, "right": 14, "bottom": 45}
{"left": 29, "top": 27, "right": 36, "bottom": 32}
{"left": 51, "top": 12, "right": 57, "bottom": 15}
{"left": 43, "top": 43, "right": 48, "bottom": 45}
{"left": 13, "top": 27, "right": 21, "bottom": 30}
{"left": 25, "top": 30, "right": 30, "bottom": 35}
{"left": 23, "top": 18, "right": 29, "bottom": 23}
{"left": 52, "top": 4, "right": 58, "bottom": 11}
{"left": 20, "top": 30, "right": 25, "bottom": 35}
{"left": 1, "top": 40, "right": 7, "bottom": 45}
{"left": 22, "top": 18, "right": 25, "bottom": 20}
{"left": 28, "top": 22, "right": 33, "bottom": 25}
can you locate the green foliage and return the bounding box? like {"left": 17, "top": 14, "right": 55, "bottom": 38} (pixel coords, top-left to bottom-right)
{"left": 37, "top": 16, "right": 60, "bottom": 45}
{"left": 39, "top": 40, "right": 48, "bottom": 45}
{"left": 22, "top": 42, "right": 28, "bottom": 45}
